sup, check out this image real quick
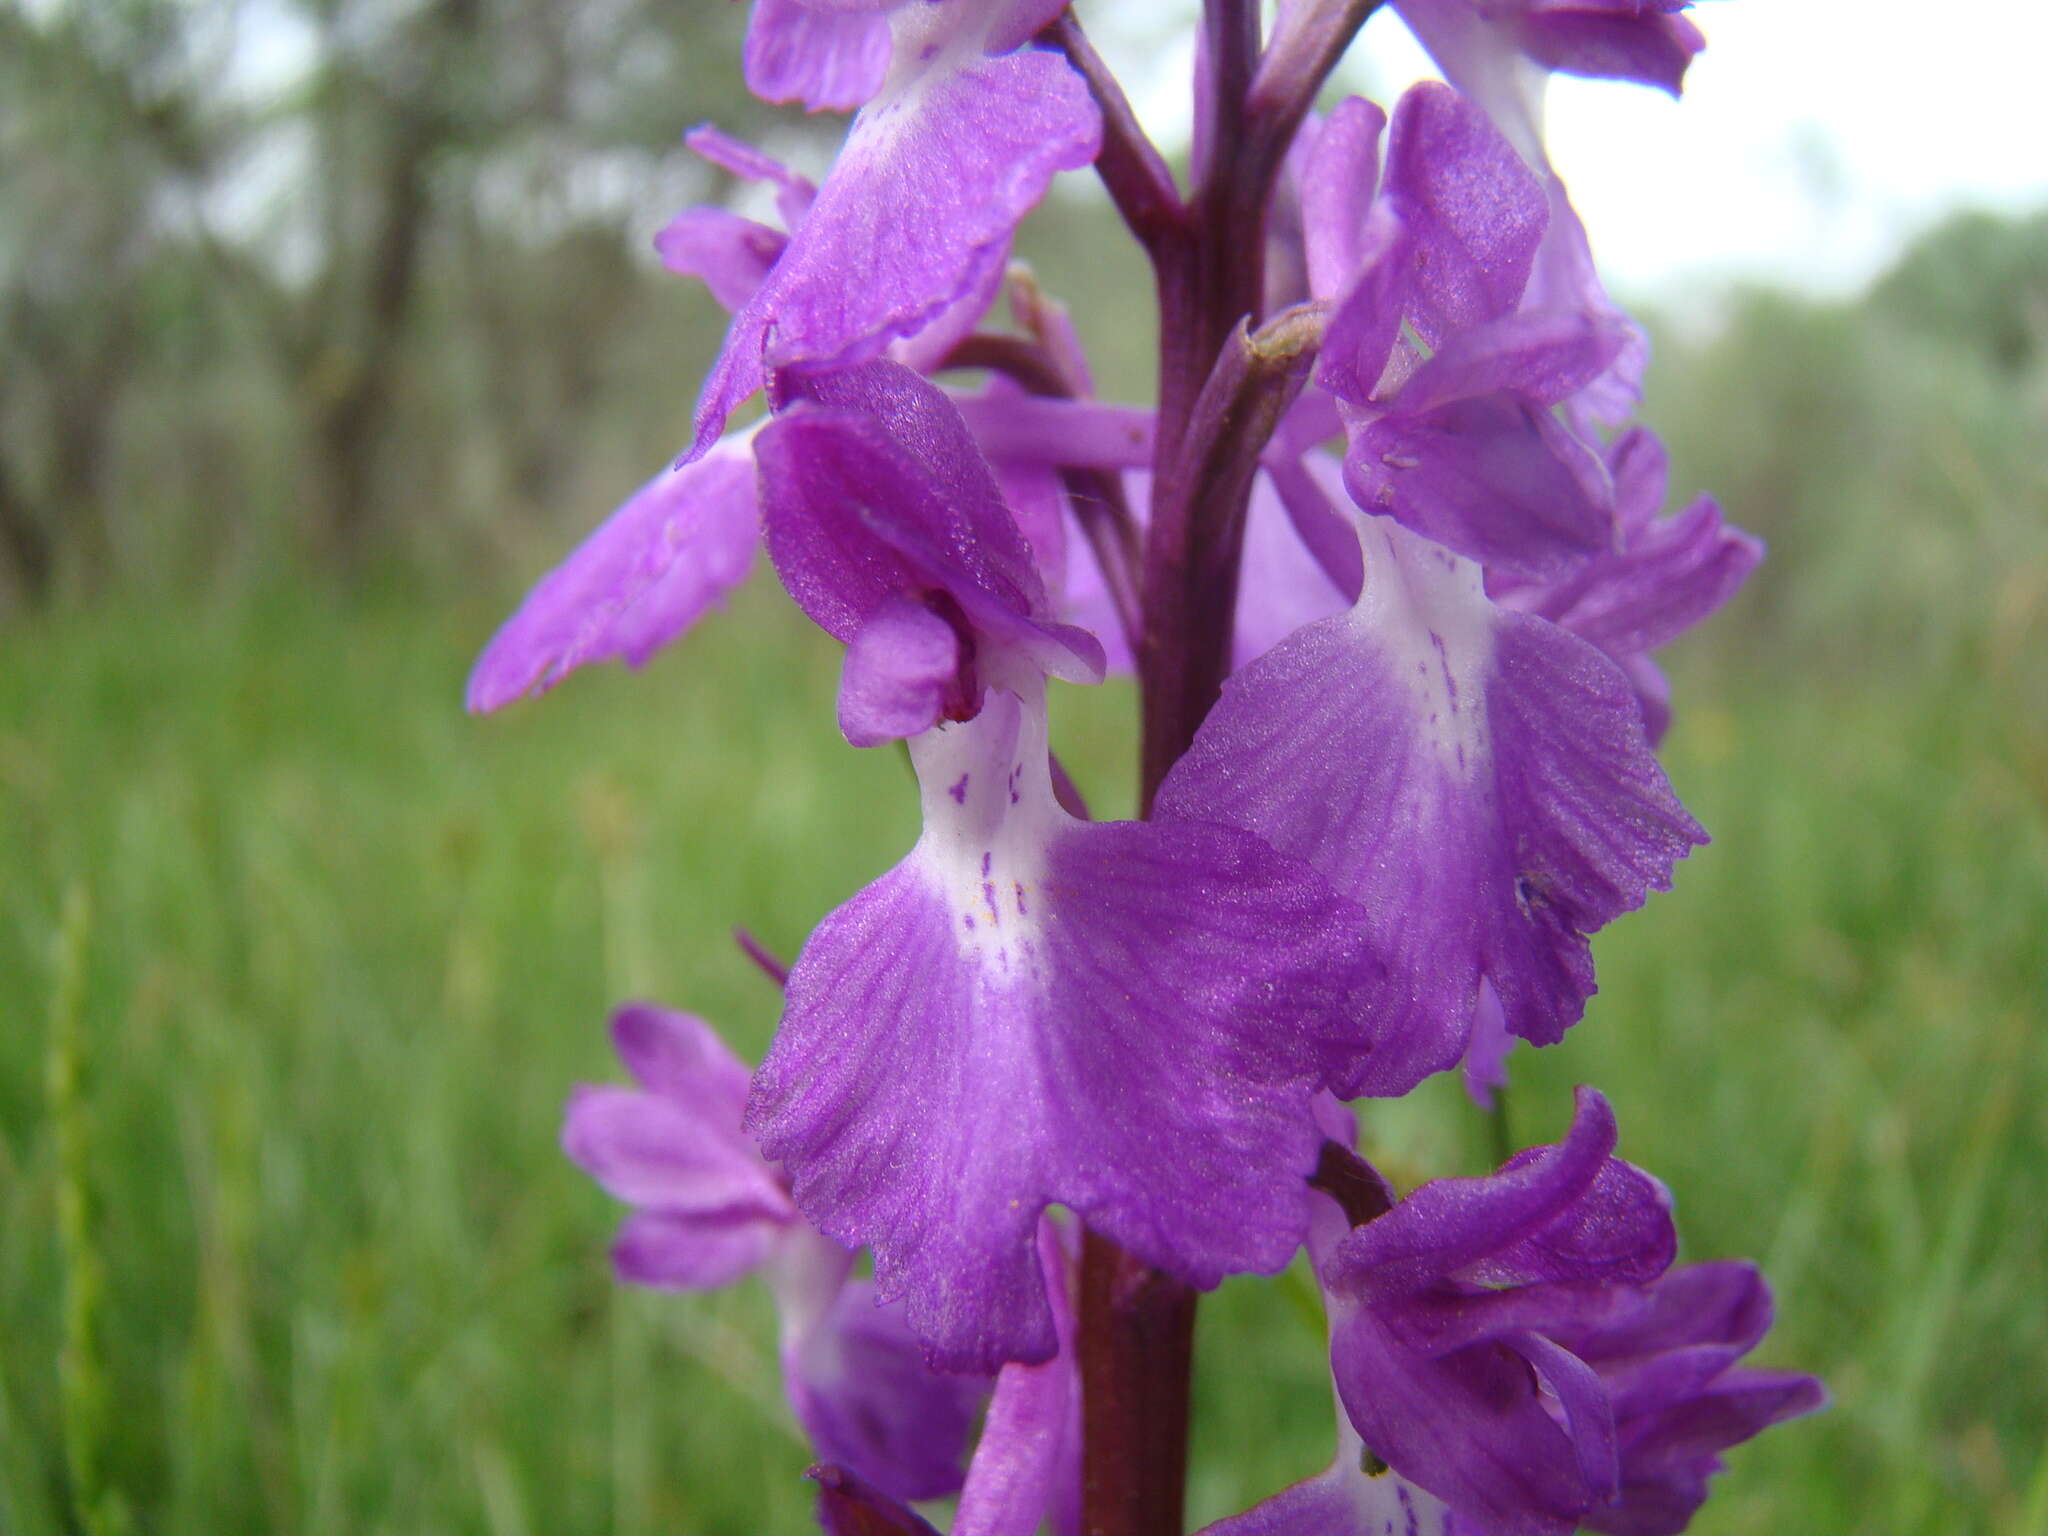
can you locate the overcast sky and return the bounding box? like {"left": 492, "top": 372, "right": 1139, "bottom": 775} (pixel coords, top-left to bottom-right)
{"left": 1106, "top": 0, "right": 2048, "bottom": 310}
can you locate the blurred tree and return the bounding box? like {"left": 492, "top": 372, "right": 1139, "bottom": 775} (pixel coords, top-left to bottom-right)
{"left": 0, "top": 0, "right": 797, "bottom": 598}
{"left": 1872, "top": 208, "right": 2048, "bottom": 375}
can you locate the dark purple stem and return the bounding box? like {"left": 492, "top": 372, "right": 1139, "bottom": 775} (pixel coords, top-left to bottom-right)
{"left": 1073, "top": 3, "right": 1378, "bottom": 1528}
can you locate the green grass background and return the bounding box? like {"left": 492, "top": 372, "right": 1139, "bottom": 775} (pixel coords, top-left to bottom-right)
{"left": 2, "top": 552, "right": 2043, "bottom": 1533}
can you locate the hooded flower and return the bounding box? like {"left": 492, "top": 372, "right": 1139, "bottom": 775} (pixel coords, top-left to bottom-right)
{"left": 1321, "top": 1089, "right": 1676, "bottom": 1533}
{"left": 1203, "top": 1089, "right": 1818, "bottom": 1536}
{"left": 561, "top": 1002, "right": 986, "bottom": 1501}
{"left": 744, "top": 361, "right": 1377, "bottom": 1370}
{"left": 1312, "top": 84, "right": 1624, "bottom": 581}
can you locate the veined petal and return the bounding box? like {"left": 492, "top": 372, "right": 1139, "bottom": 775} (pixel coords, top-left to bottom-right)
{"left": 1158, "top": 515, "right": 1704, "bottom": 1082}
{"left": 562, "top": 1085, "right": 790, "bottom": 1219}
{"left": 748, "top": 687, "right": 1367, "bottom": 1369}
{"left": 465, "top": 439, "right": 758, "bottom": 711}
{"left": 1558, "top": 1260, "right": 1775, "bottom": 1363}
{"left": 690, "top": 38, "right": 1101, "bottom": 456}
{"left": 1381, "top": 82, "right": 1548, "bottom": 345}
{"left": 1533, "top": 493, "right": 1761, "bottom": 658}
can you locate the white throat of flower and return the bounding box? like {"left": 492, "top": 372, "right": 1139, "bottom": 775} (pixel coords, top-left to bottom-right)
{"left": 907, "top": 670, "right": 1067, "bottom": 970}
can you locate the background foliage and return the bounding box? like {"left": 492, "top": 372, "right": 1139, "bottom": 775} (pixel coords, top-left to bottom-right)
{"left": 2, "top": 0, "right": 2045, "bottom": 1531}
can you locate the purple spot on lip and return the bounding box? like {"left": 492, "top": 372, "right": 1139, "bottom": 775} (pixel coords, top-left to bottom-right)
{"left": 980, "top": 851, "right": 992, "bottom": 878}
{"left": 1013, "top": 881, "right": 1027, "bottom": 915}
{"left": 1430, "top": 632, "right": 1459, "bottom": 708}
{"left": 948, "top": 773, "right": 969, "bottom": 805}
{"left": 963, "top": 913, "right": 976, "bottom": 930}
{"left": 982, "top": 881, "right": 1000, "bottom": 922}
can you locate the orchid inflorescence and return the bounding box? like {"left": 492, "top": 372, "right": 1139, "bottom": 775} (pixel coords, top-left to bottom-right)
{"left": 468, "top": 1, "right": 1825, "bottom": 1530}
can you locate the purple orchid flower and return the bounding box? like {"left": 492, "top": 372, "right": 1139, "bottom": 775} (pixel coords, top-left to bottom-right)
{"left": 1320, "top": 1088, "right": 1676, "bottom": 1534}
{"left": 1392, "top": 0, "right": 1704, "bottom": 427}
{"left": 1543, "top": 1261, "right": 1828, "bottom": 1536}
{"left": 473, "top": 4, "right": 1825, "bottom": 1523}
{"left": 468, "top": 128, "right": 1162, "bottom": 713}
{"left": 561, "top": 1002, "right": 987, "bottom": 1502}
{"left": 687, "top": 0, "right": 1103, "bottom": 459}
{"left": 1157, "top": 500, "right": 1704, "bottom": 1095}
{"left": 1204, "top": 1089, "right": 1818, "bottom": 1536}
{"left": 1311, "top": 84, "right": 1624, "bottom": 581}
{"left": 742, "top": 360, "right": 1376, "bottom": 1370}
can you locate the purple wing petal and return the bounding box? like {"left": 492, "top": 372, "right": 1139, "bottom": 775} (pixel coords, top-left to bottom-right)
{"left": 1537, "top": 495, "right": 1763, "bottom": 658}
{"left": 1517, "top": 8, "right": 1705, "bottom": 95}
{"left": 611, "top": 1209, "right": 783, "bottom": 1289}
{"left": 745, "top": 0, "right": 894, "bottom": 113}
{"left": 465, "top": 441, "right": 758, "bottom": 711}
{"left": 786, "top": 1276, "right": 987, "bottom": 1502}
{"left": 1526, "top": 176, "right": 1646, "bottom": 428}
{"left": 562, "top": 1084, "right": 790, "bottom": 1219}
{"left": 690, "top": 43, "right": 1101, "bottom": 456}
{"left": 611, "top": 1003, "right": 754, "bottom": 1111}
{"left": 654, "top": 207, "right": 787, "bottom": 311}
{"left": 749, "top": 689, "right": 1366, "bottom": 1369}
{"left": 1392, "top": 309, "right": 1629, "bottom": 414}
{"left": 1561, "top": 1261, "right": 1776, "bottom": 1364}
{"left": 686, "top": 124, "right": 818, "bottom": 230}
